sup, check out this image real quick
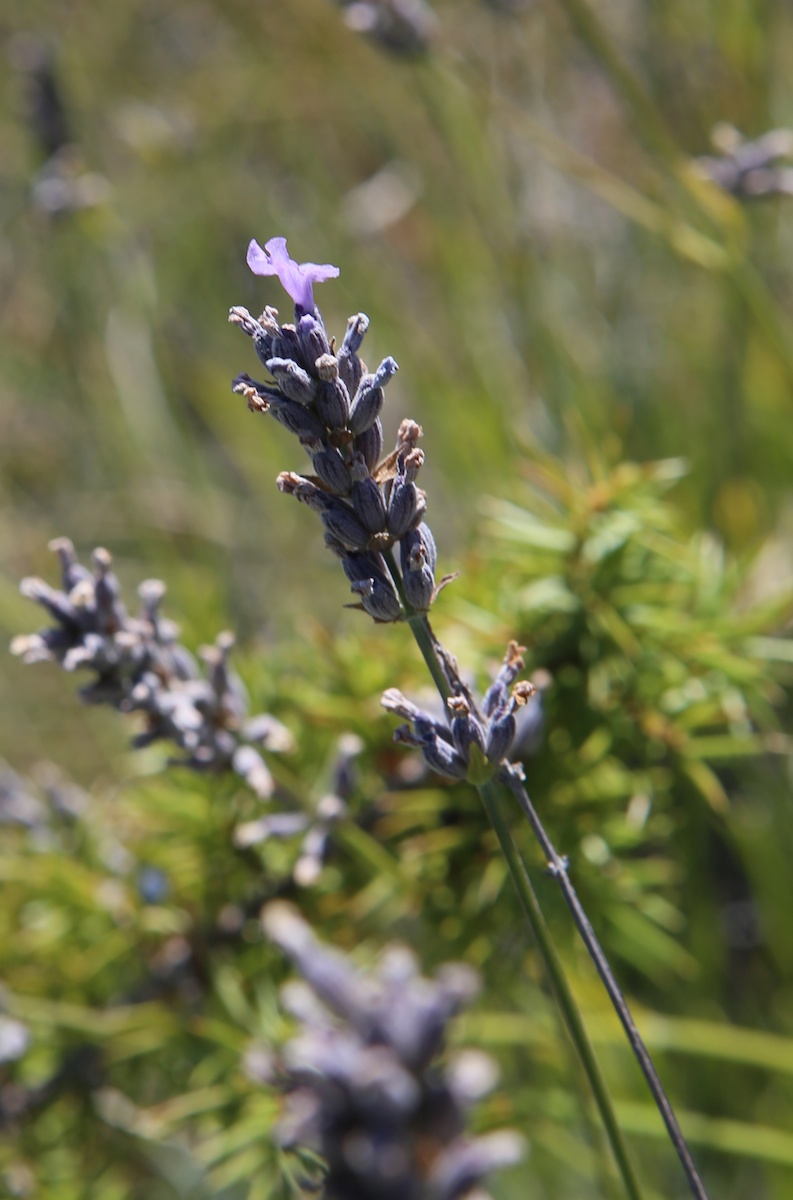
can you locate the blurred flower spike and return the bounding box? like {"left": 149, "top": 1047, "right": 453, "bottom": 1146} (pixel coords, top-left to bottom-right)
{"left": 262, "top": 901, "right": 524, "bottom": 1200}
{"left": 11, "top": 538, "right": 293, "bottom": 796}
{"left": 246, "top": 236, "right": 339, "bottom": 313}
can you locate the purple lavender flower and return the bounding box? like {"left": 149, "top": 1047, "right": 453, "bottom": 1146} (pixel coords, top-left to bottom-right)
{"left": 261, "top": 902, "right": 524, "bottom": 1200}
{"left": 231, "top": 247, "right": 443, "bottom": 623}
{"left": 382, "top": 642, "right": 537, "bottom": 782}
{"left": 234, "top": 734, "right": 362, "bottom": 887}
{"left": 246, "top": 237, "right": 339, "bottom": 313}
{"left": 339, "top": 0, "right": 438, "bottom": 56}
{"left": 696, "top": 126, "right": 793, "bottom": 200}
{"left": 11, "top": 539, "right": 293, "bottom": 796}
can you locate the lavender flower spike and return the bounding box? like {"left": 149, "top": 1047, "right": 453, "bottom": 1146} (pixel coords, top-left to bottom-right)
{"left": 246, "top": 236, "right": 339, "bottom": 313}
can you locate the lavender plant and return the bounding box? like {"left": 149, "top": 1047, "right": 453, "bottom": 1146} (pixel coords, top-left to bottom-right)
{"left": 261, "top": 901, "right": 523, "bottom": 1200}
{"left": 231, "top": 236, "right": 447, "bottom": 627}
{"left": 0, "top": 746, "right": 529, "bottom": 1200}
{"left": 333, "top": 0, "right": 437, "bottom": 55}
{"left": 11, "top": 537, "right": 293, "bottom": 797}
{"left": 696, "top": 125, "right": 793, "bottom": 200}
{"left": 382, "top": 641, "right": 537, "bottom": 784}
{"left": 6, "top": 4, "right": 793, "bottom": 1197}
{"left": 8, "top": 530, "right": 535, "bottom": 1196}
{"left": 230, "top": 236, "right": 715, "bottom": 1200}
{"left": 233, "top": 732, "right": 363, "bottom": 888}
{"left": 0, "top": 756, "right": 88, "bottom": 834}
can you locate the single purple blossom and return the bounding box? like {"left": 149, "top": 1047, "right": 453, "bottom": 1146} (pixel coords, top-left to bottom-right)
{"left": 246, "top": 236, "right": 339, "bottom": 312}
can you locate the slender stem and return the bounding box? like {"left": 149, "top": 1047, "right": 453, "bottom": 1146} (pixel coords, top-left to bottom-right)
{"left": 478, "top": 777, "right": 644, "bottom": 1200}
{"left": 384, "top": 567, "right": 645, "bottom": 1199}
{"left": 383, "top": 547, "right": 453, "bottom": 701}
{"left": 389, "top": 567, "right": 705, "bottom": 1198}
{"left": 499, "top": 764, "right": 711, "bottom": 1200}
{"left": 408, "top": 611, "right": 453, "bottom": 701}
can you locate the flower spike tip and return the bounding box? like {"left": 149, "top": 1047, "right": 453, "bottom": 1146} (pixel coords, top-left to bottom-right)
{"left": 246, "top": 236, "right": 339, "bottom": 312}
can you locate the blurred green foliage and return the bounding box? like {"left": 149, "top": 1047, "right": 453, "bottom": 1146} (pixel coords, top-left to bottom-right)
{"left": 3, "top": 1, "right": 793, "bottom": 1198}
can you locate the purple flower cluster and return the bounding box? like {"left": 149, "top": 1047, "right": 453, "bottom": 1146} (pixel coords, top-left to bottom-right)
{"left": 246, "top": 237, "right": 339, "bottom": 315}
{"left": 697, "top": 126, "right": 793, "bottom": 199}
{"left": 233, "top": 732, "right": 363, "bottom": 887}
{"left": 338, "top": 0, "right": 438, "bottom": 56}
{"left": 383, "top": 641, "right": 537, "bottom": 781}
{"left": 11, "top": 538, "right": 292, "bottom": 795}
{"left": 230, "top": 237, "right": 441, "bottom": 622}
{"left": 0, "top": 758, "right": 88, "bottom": 837}
{"left": 262, "top": 902, "right": 523, "bottom": 1200}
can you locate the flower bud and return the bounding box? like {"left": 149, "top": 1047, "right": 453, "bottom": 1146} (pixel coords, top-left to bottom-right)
{"left": 415, "top": 522, "right": 437, "bottom": 571}
{"left": 232, "top": 744, "right": 275, "bottom": 799}
{"left": 482, "top": 641, "right": 527, "bottom": 717}
{"left": 485, "top": 712, "right": 516, "bottom": 765}
{"left": 19, "top": 577, "right": 81, "bottom": 629}
{"left": 342, "top": 549, "right": 387, "bottom": 581}
{"left": 320, "top": 498, "right": 372, "bottom": 551}
{"left": 228, "top": 306, "right": 278, "bottom": 369}
{"left": 297, "top": 312, "right": 330, "bottom": 365}
{"left": 387, "top": 449, "right": 426, "bottom": 537}
{"left": 414, "top": 716, "right": 468, "bottom": 780}
{"left": 349, "top": 357, "right": 399, "bottom": 435}
{"left": 93, "top": 549, "right": 127, "bottom": 634}
{"left": 349, "top": 575, "right": 402, "bottom": 622}
{"left": 350, "top": 454, "right": 387, "bottom": 533}
{"left": 382, "top": 688, "right": 435, "bottom": 725}
{"left": 314, "top": 356, "right": 351, "bottom": 429}
{"left": 338, "top": 312, "right": 369, "bottom": 397}
{"left": 267, "top": 358, "right": 317, "bottom": 406}
{"left": 267, "top": 393, "right": 327, "bottom": 440}
{"left": 448, "top": 695, "right": 486, "bottom": 760}
{"left": 49, "top": 536, "right": 92, "bottom": 593}
{"left": 270, "top": 323, "right": 308, "bottom": 369}
{"left": 400, "top": 526, "right": 435, "bottom": 612}
{"left": 234, "top": 375, "right": 323, "bottom": 437}
{"left": 301, "top": 438, "right": 352, "bottom": 495}
{"left": 354, "top": 418, "right": 384, "bottom": 471}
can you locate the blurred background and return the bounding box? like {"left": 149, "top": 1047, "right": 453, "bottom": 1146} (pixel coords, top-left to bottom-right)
{"left": 3, "top": 1, "right": 793, "bottom": 1198}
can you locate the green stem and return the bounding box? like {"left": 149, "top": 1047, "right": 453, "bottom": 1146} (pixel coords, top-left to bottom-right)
{"left": 384, "top": 546, "right": 453, "bottom": 701}
{"left": 477, "top": 776, "right": 644, "bottom": 1200}
{"left": 384, "top": 556, "right": 644, "bottom": 1198}
{"left": 408, "top": 612, "right": 452, "bottom": 701}
{"left": 499, "top": 767, "right": 710, "bottom": 1200}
